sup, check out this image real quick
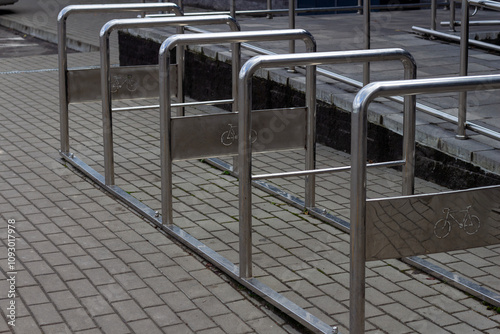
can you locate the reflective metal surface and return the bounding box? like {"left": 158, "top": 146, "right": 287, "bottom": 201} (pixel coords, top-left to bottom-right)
{"left": 158, "top": 28, "right": 317, "bottom": 231}
{"left": 171, "top": 107, "right": 306, "bottom": 161}
{"left": 58, "top": 3, "right": 182, "bottom": 155}
{"left": 68, "top": 65, "right": 174, "bottom": 103}
{"left": 238, "top": 48, "right": 416, "bottom": 282}
{"left": 366, "top": 185, "right": 500, "bottom": 261}
{"left": 99, "top": 15, "right": 240, "bottom": 185}
{"left": 351, "top": 73, "right": 500, "bottom": 334}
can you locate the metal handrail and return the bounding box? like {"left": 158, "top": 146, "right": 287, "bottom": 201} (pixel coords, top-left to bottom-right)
{"left": 350, "top": 73, "right": 500, "bottom": 334}
{"left": 413, "top": 0, "right": 500, "bottom": 141}
{"left": 58, "top": 3, "right": 182, "bottom": 155}
{"left": 99, "top": 15, "right": 240, "bottom": 186}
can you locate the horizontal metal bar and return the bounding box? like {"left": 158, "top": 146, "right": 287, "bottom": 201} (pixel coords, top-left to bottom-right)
{"left": 112, "top": 105, "right": 159, "bottom": 112}
{"left": 147, "top": 2, "right": 446, "bottom": 18}
{"left": 252, "top": 160, "right": 405, "bottom": 180}
{"left": 441, "top": 20, "right": 500, "bottom": 26}
{"left": 412, "top": 26, "right": 500, "bottom": 52}
{"left": 404, "top": 256, "right": 500, "bottom": 307}
{"left": 171, "top": 98, "right": 233, "bottom": 108}
{"left": 469, "top": 0, "right": 500, "bottom": 11}
{"left": 112, "top": 99, "right": 235, "bottom": 113}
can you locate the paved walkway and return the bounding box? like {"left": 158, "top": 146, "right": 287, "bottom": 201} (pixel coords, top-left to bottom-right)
{"left": 0, "top": 1, "right": 499, "bottom": 334}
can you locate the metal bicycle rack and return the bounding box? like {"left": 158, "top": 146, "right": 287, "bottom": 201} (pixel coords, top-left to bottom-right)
{"left": 157, "top": 29, "right": 317, "bottom": 228}
{"left": 236, "top": 49, "right": 417, "bottom": 282}
{"left": 99, "top": 15, "right": 241, "bottom": 186}
{"left": 350, "top": 74, "right": 500, "bottom": 334}
{"left": 58, "top": 3, "right": 183, "bottom": 156}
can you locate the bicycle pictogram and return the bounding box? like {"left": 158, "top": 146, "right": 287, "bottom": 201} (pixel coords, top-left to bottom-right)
{"left": 433, "top": 205, "right": 480, "bottom": 239}
{"left": 221, "top": 124, "right": 258, "bottom": 146}
{"left": 110, "top": 74, "right": 138, "bottom": 93}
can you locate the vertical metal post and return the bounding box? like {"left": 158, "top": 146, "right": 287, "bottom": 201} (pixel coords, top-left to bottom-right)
{"left": 450, "top": 0, "right": 456, "bottom": 31}
{"left": 431, "top": 0, "right": 437, "bottom": 30}
{"left": 288, "top": 0, "right": 296, "bottom": 72}
{"left": 402, "top": 79, "right": 416, "bottom": 196}
{"left": 100, "top": 29, "right": 115, "bottom": 186}
{"left": 176, "top": 27, "right": 186, "bottom": 116}
{"left": 350, "top": 92, "right": 368, "bottom": 334}
{"left": 238, "top": 60, "right": 253, "bottom": 279}
{"left": 231, "top": 41, "right": 241, "bottom": 174}
{"left": 304, "top": 63, "right": 316, "bottom": 208}
{"left": 160, "top": 45, "right": 174, "bottom": 226}
{"left": 363, "top": 0, "right": 370, "bottom": 85}
{"left": 230, "top": 0, "right": 236, "bottom": 18}
{"left": 457, "top": 0, "right": 469, "bottom": 139}
{"left": 58, "top": 15, "right": 69, "bottom": 155}
{"left": 267, "top": 0, "right": 273, "bottom": 19}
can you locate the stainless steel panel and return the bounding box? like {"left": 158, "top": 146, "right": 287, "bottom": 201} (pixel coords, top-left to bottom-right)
{"left": 366, "top": 185, "right": 500, "bottom": 261}
{"left": 171, "top": 107, "right": 306, "bottom": 161}
{"left": 68, "top": 65, "right": 177, "bottom": 103}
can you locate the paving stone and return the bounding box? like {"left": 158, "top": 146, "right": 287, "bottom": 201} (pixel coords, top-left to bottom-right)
{"left": 29, "top": 303, "right": 64, "bottom": 326}
{"left": 48, "top": 290, "right": 81, "bottom": 311}
{"left": 94, "top": 314, "right": 131, "bottom": 334}
{"left": 144, "top": 305, "right": 182, "bottom": 328}
{"left": 18, "top": 286, "right": 49, "bottom": 305}
{"left": 80, "top": 295, "right": 115, "bottom": 317}
{"left": 61, "top": 308, "right": 97, "bottom": 332}
{"left": 112, "top": 299, "right": 148, "bottom": 322}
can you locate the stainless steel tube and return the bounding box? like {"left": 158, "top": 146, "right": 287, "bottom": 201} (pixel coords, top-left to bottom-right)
{"left": 431, "top": 0, "right": 437, "bottom": 30}
{"left": 289, "top": 0, "right": 296, "bottom": 72}
{"left": 238, "top": 48, "right": 415, "bottom": 280}
{"left": 158, "top": 30, "right": 316, "bottom": 277}
{"left": 350, "top": 73, "right": 500, "bottom": 334}
{"left": 99, "top": 15, "right": 239, "bottom": 186}
{"left": 267, "top": 0, "right": 273, "bottom": 19}
{"left": 305, "top": 59, "right": 317, "bottom": 208}
{"left": 458, "top": 0, "right": 470, "bottom": 139}
{"left": 58, "top": 3, "right": 182, "bottom": 155}
{"left": 363, "top": 0, "right": 370, "bottom": 85}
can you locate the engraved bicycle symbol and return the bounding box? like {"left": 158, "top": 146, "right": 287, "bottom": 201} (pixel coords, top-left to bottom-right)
{"left": 433, "top": 205, "right": 480, "bottom": 239}
{"left": 111, "top": 74, "right": 138, "bottom": 93}
{"left": 221, "top": 124, "right": 257, "bottom": 146}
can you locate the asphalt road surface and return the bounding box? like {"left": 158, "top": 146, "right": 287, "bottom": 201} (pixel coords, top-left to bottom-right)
{"left": 0, "top": 25, "right": 58, "bottom": 58}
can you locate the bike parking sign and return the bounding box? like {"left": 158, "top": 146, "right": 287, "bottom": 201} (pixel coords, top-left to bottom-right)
{"left": 365, "top": 185, "right": 500, "bottom": 261}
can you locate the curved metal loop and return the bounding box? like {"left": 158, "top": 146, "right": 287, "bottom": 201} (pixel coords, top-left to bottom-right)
{"left": 471, "top": 5, "right": 479, "bottom": 16}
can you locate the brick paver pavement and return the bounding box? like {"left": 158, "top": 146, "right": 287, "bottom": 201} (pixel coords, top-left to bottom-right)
{"left": 0, "top": 1, "right": 499, "bottom": 333}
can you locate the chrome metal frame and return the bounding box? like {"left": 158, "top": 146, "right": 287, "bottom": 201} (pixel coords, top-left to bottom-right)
{"left": 157, "top": 29, "right": 317, "bottom": 227}
{"left": 350, "top": 74, "right": 500, "bottom": 334}
{"left": 99, "top": 15, "right": 240, "bottom": 186}
{"left": 58, "top": 3, "right": 182, "bottom": 156}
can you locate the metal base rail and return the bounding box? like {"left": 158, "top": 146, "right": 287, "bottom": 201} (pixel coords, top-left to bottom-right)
{"left": 204, "top": 157, "right": 500, "bottom": 309}
{"left": 59, "top": 152, "right": 338, "bottom": 334}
